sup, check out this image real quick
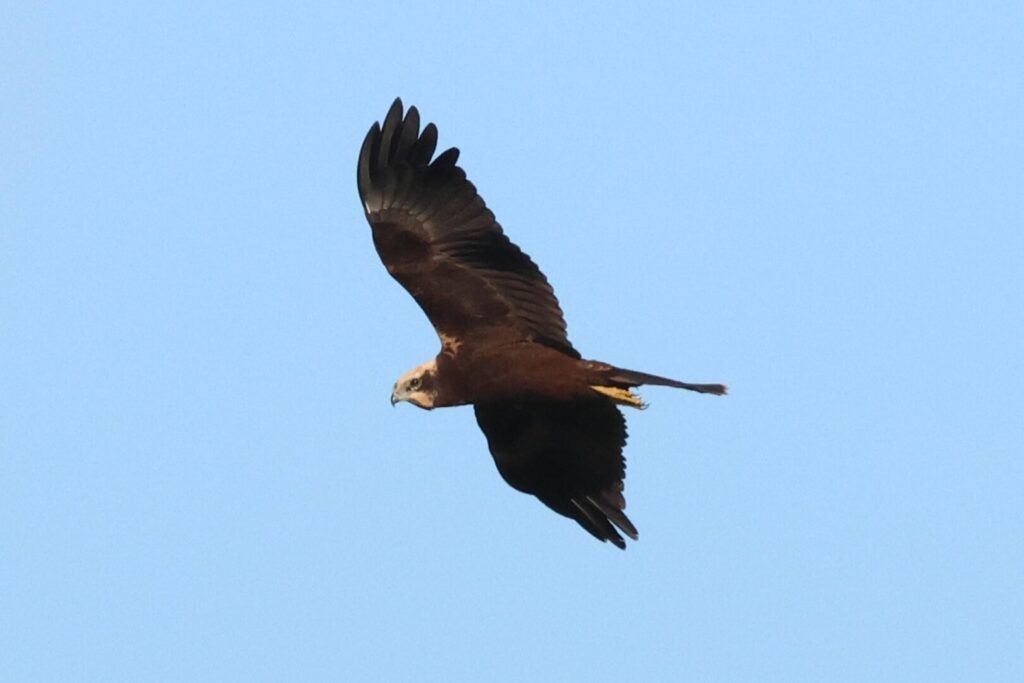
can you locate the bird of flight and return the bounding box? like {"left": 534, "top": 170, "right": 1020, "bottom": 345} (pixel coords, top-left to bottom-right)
{"left": 357, "top": 99, "right": 726, "bottom": 549}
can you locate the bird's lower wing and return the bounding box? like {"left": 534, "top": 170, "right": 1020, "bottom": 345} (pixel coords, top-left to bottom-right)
{"left": 474, "top": 398, "right": 637, "bottom": 549}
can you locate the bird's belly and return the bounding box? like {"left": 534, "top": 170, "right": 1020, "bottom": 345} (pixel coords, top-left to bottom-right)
{"left": 444, "top": 346, "right": 588, "bottom": 405}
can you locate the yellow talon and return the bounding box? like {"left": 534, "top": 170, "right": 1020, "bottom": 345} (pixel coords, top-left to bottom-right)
{"left": 590, "top": 385, "right": 646, "bottom": 409}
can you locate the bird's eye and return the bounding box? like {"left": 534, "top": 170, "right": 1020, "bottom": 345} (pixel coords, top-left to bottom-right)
{"left": 409, "top": 377, "right": 421, "bottom": 390}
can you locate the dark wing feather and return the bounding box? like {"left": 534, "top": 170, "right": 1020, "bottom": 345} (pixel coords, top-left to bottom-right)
{"left": 474, "top": 399, "right": 637, "bottom": 549}
{"left": 358, "top": 98, "right": 577, "bottom": 357}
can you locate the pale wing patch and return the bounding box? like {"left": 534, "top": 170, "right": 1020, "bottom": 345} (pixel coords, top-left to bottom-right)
{"left": 440, "top": 332, "right": 463, "bottom": 357}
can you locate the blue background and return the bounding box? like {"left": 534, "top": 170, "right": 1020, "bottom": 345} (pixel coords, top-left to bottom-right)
{"left": 3, "top": 3, "right": 1022, "bottom": 680}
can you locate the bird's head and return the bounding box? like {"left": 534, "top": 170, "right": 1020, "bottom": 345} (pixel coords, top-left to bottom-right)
{"left": 391, "top": 360, "right": 438, "bottom": 409}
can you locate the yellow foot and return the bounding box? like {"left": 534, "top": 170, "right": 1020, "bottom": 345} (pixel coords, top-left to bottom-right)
{"left": 590, "top": 385, "right": 646, "bottom": 409}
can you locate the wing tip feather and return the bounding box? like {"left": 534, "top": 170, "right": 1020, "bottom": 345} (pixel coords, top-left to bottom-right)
{"left": 357, "top": 121, "right": 382, "bottom": 203}
{"left": 359, "top": 99, "right": 450, "bottom": 204}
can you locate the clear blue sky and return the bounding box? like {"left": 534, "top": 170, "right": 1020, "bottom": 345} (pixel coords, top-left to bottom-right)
{"left": 3, "top": 3, "right": 1022, "bottom": 681}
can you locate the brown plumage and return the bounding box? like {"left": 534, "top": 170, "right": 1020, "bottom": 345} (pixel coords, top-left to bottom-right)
{"left": 358, "top": 99, "right": 726, "bottom": 549}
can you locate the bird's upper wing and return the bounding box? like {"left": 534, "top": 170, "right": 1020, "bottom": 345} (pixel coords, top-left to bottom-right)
{"left": 358, "top": 99, "right": 577, "bottom": 357}
{"left": 474, "top": 398, "right": 638, "bottom": 549}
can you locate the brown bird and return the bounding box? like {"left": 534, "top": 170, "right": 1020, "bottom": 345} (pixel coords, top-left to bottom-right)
{"left": 358, "top": 99, "right": 726, "bottom": 549}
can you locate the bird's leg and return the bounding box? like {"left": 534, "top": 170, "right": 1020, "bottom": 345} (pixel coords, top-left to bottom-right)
{"left": 589, "top": 385, "right": 646, "bottom": 409}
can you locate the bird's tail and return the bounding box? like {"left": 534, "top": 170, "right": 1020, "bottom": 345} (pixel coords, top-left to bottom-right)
{"left": 608, "top": 367, "right": 728, "bottom": 396}
{"left": 585, "top": 361, "right": 727, "bottom": 408}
